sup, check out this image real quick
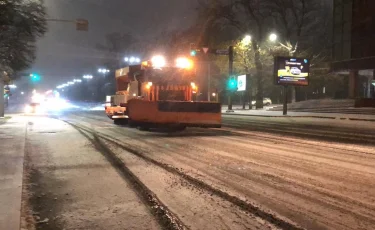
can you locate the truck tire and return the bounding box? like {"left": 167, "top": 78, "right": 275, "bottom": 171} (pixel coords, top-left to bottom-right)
{"left": 114, "top": 119, "right": 128, "bottom": 125}
{"left": 128, "top": 119, "right": 137, "bottom": 128}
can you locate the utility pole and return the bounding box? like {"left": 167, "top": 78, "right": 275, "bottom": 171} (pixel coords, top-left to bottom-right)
{"left": 228, "top": 46, "right": 234, "bottom": 111}
{"left": 0, "top": 80, "right": 4, "bottom": 117}
{"left": 283, "top": 86, "right": 288, "bottom": 115}
{"left": 194, "top": 45, "right": 234, "bottom": 106}
{"left": 242, "top": 92, "right": 246, "bottom": 109}
{"left": 248, "top": 74, "right": 252, "bottom": 110}
{"left": 207, "top": 62, "right": 211, "bottom": 102}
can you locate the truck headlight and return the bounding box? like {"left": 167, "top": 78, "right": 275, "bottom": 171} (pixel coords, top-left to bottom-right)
{"left": 25, "top": 105, "right": 32, "bottom": 113}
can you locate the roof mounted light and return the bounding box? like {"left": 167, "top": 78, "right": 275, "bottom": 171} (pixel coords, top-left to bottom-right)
{"left": 176, "top": 57, "right": 193, "bottom": 69}
{"left": 151, "top": 55, "right": 166, "bottom": 68}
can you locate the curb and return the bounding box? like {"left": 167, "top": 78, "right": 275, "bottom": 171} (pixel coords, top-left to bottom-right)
{"left": 222, "top": 112, "right": 336, "bottom": 119}
{"left": 0, "top": 117, "right": 10, "bottom": 125}
{"left": 348, "top": 118, "right": 375, "bottom": 122}
{"left": 222, "top": 112, "right": 375, "bottom": 122}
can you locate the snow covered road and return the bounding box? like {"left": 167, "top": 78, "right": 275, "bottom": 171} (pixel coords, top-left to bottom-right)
{"left": 21, "top": 111, "right": 375, "bottom": 229}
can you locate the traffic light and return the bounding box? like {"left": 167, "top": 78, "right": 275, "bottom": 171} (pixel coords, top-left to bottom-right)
{"left": 4, "top": 86, "right": 10, "bottom": 97}
{"left": 190, "top": 43, "right": 200, "bottom": 57}
{"left": 227, "top": 77, "right": 237, "bottom": 91}
{"left": 30, "top": 73, "right": 41, "bottom": 82}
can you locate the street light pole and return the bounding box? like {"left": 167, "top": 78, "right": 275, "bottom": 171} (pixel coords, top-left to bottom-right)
{"left": 207, "top": 62, "right": 211, "bottom": 102}
{"left": 0, "top": 80, "right": 4, "bottom": 117}
{"left": 283, "top": 86, "right": 288, "bottom": 115}
{"left": 228, "top": 45, "right": 234, "bottom": 111}
{"left": 248, "top": 75, "right": 253, "bottom": 110}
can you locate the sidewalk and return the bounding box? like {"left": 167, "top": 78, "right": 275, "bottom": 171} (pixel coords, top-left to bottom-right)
{"left": 221, "top": 108, "right": 375, "bottom": 122}
{"left": 0, "top": 115, "right": 27, "bottom": 230}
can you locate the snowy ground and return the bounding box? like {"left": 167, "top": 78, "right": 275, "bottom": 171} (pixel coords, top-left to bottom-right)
{"left": 22, "top": 116, "right": 161, "bottom": 230}
{"left": 13, "top": 110, "right": 375, "bottom": 229}
{"left": 74, "top": 102, "right": 375, "bottom": 120}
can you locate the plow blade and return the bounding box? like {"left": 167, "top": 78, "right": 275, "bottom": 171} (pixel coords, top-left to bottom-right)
{"left": 127, "top": 99, "right": 221, "bottom": 128}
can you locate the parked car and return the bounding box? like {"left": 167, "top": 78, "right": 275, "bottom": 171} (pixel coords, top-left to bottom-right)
{"left": 251, "top": 98, "right": 272, "bottom": 106}
{"left": 290, "top": 67, "right": 301, "bottom": 75}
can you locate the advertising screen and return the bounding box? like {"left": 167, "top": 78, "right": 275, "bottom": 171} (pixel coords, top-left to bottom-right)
{"left": 274, "top": 57, "right": 310, "bottom": 86}
{"left": 237, "top": 75, "right": 246, "bottom": 91}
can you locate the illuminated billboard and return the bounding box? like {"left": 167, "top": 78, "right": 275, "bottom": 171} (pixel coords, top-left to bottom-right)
{"left": 237, "top": 75, "right": 246, "bottom": 91}
{"left": 274, "top": 57, "right": 310, "bottom": 86}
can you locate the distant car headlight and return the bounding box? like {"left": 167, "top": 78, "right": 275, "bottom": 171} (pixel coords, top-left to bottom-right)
{"left": 35, "top": 106, "right": 45, "bottom": 114}
{"left": 25, "top": 105, "right": 32, "bottom": 113}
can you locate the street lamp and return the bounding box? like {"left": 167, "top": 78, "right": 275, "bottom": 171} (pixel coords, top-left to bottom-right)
{"left": 98, "top": 68, "right": 110, "bottom": 73}
{"left": 269, "top": 33, "right": 277, "bottom": 42}
{"left": 83, "top": 75, "right": 93, "bottom": 79}
{"left": 151, "top": 55, "right": 166, "bottom": 68}
{"left": 124, "top": 56, "right": 141, "bottom": 64}
{"left": 242, "top": 35, "right": 251, "bottom": 45}
{"left": 175, "top": 57, "right": 193, "bottom": 69}
{"left": 57, "top": 83, "right": 68, "bottom": 89}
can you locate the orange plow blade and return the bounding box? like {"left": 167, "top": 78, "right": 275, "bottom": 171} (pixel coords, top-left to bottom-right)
{"left": 127, "top": 99, "right": 221, "bottom": 128}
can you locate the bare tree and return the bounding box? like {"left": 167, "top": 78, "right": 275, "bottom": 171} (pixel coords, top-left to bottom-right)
{"left": 197, "top": 0, "right": 275, "bottom": 107}
{"left": 95, "top": 32, "right": 138, "bottom": 68}
{"left": 0, "top": 0, "right": 47, "bottom": 77}
{"left": 270, "top": 0, "right": 331, "bottom": 101}
{"left": 196, "top": 0, "right": 331, "bottom": 106}
{"left": 0, "top": 0, "right": 47, "bottom": 117}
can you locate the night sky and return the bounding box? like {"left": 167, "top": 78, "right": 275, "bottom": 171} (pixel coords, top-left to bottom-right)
{"left": 29, "top": 0, "right": 197, "bottom": 89}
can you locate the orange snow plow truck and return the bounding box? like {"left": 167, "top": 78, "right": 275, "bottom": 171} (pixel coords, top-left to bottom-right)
{"left": 105, "top": 56, "right": 221, "bottom": 129}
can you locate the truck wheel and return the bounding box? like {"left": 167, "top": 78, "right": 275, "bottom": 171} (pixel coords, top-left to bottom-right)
{"left": 114, "top": 119, "right": 128, "bottom": 125}
{"left": 128, "top": 119, "right": 137, "bottom": 128}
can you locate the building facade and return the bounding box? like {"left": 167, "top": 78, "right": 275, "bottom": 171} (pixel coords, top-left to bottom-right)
{"left": 332, "top": 0, "right": 375, "bottom": 99}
